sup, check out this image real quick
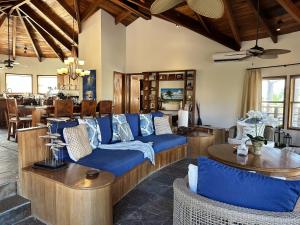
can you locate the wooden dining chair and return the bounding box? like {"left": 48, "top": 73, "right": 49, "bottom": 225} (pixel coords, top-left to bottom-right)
{"left": 6, "top": 98, "right": 32, "bottom": 141}
{"left": 53, "top": 99, "right": 74, "bottom": 118}
{"left": 80, "top": 100, "right": 97, "bottom": 118}
{"left": 0, "top": 98, "right": 8, "bottom": 129}
{"left": 98, "top": 100, "right": 113, "bottom": 117}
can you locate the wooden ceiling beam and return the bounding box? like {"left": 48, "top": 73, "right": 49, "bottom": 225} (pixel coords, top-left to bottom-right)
{"left": 110, "top": 0, "right": 151, "bottom": 20}
{"left": 115, "top": 11, "right": 131, "bottom": 24}
{"left": 19, "top": 4, "right": 73, "bottom": 51}
{"left": 29, "top": 0, "right": 77, "bottom": 43}
{"left": 24, "top": 16, "right": 65, "bottom": 62}
{"left": 223, "top": 0, "right": 241, "bottom": 47}
{"left": 56, "top": 0, "right": 76, "bottom": 19}
{"left": 12, "top": 16, "right": 17, "bottom": 60}
{"left": 0, "top": 13, "right": 6, "bottom": 30}
{"left": 17, "top": 9, "right": 42, "bottom": 61}
{"left": 74, "top": 0, "right": 81, "bottom": 33}
{"left": 158, "top": 10, "right": 240, "bottom": 51}
{"left": 245, "top": 0, "right": 278, "bottom": 43}
{"left": 9, "top": 0, "right": 28, "bottom": 15}
{"left": 81, "top": 0, "right": 104, "bottom": 22}
{"left": 276, "top": 0, "right": 300, "bottom": 24}
{"left": 195, "top": 13, "right": 211, "bottom": 34}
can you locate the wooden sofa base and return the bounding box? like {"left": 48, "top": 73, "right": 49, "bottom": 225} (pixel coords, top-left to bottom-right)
{"left": 18, "top": 126, "right": 188, "bottom": 224}
{"left": 112, "top": 144, "right": 187, "bottom": 204}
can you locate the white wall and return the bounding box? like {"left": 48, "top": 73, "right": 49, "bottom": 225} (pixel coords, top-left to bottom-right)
{"left": 126, "top": 17, "right": 300, "bottom": 129}
{"left": 79, "top": 10, "right": 102, "bottom": 100}
{"left": 79, "top": 10, "right": 126, "bottom": 101}
{"left": 0, "top": 54, "right": 64, "bottom": 94}
{"left": 101, "top": 11, "right": 126, "bottom": 100}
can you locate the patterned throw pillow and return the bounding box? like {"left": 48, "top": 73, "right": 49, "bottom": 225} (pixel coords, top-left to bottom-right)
{"left": 78, "top": 118, "right": 102, "bottom": 149}
{"left": 154, "top": 116, "right": 172, "bottom": 135}
{"left": 112, "top": 114, "right": 127, "bottom": 141}
{"left": 63, "top": 124, "right": 92, "bottom": 161}
{"left": 140, "top": 113, "right": 154, "bottom": 136}
{"left": 117, "top": 122, "right": 134, "bottom": 142}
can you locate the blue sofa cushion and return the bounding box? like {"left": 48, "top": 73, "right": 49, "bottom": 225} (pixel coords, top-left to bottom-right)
{"left": 67, "top": 148, "right": 145, "bottom": 177}
{"left": 50, "top": 120, "right": 79, "bottom": 160}
{"left": 96, "top": 116, "right": 113, "bottom": 144}
{"left": 135, "top": 134, "right": 187, "bottom": 153}
{"left": 197, "top": 157, "right": 300, "bottom": 212}
{"left": 125, "top": 113, "right": 140, "bottom": 137}
{"left": 151, "top": 111, "right": 164, "bottom": 119}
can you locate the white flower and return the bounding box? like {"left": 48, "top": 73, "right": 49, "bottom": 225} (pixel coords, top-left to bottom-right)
{"left": 247, "top": 110, "right": 263, "bottom": 119}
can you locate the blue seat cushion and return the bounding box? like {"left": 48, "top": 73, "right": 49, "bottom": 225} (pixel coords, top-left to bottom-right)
{"left": 50, "top": 120, "right": 79, "bottom": 160}
{"left": 135, "top": 134, "right": 187, "bottom": 153}
{"left": 197, "top": 157, "right": 300, "bottom": 212}
{"left": 66, "top": 148, "right": 145, "bottom": 177}
{"left": 96, "top": 116, "right": 113, "bottom": 144}
{"left": 125, "top": 113, "right": 140, "bottom": 137}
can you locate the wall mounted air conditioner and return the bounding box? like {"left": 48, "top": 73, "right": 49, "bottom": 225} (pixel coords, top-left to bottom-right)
{"left": 212, "top": 51, "right": 248, "bottom": 62}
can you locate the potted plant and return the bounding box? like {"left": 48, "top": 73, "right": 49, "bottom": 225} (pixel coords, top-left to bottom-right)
{"left": 246, "top": 111, "right": 267, "bottom": 155}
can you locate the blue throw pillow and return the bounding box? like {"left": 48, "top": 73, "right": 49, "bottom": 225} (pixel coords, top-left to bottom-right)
{"left": 96, "top": 116, "right": 112, "bottom": 144}
{"left": 125, "top": 113, "right": 140, "bottom": 137}
{"left": 112, "top": 114, "right": 127, "bottom": 141}
{"left": 140, "top": 113, "right": 154, "bottom": 136}
{"left": 118, "top": 122, "right": 134, "bottom": 142}
{"left": 78, "top": 118, "right": 102, "bottom": 149}
{"left": 197, "top": 157, "right": 300, "bottom": 212}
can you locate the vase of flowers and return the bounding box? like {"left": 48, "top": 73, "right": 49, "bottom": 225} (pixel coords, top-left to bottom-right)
{"left": 246, "top": 111, "right": 267, "bottom": 155}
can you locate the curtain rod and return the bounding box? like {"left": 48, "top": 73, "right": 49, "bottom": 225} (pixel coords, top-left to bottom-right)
{"left": 247, "top": 62, "right": 300, "bottom": 70}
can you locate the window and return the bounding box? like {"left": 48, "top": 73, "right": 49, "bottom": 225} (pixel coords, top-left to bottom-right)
{"left": 262, "top": 77, "right": 286, "bottom": 126}
{"left": 6, "top": 73, "right": 32, "bottom": 93}
{"left": 289, "top": 76, "right": 300, "bottom": 128}
{"left": 37, "top": 75, "right": 58, "bottom": 94}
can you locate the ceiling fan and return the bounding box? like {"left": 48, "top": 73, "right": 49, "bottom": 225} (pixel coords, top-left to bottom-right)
{"left": 150, "top": 0, "right": 225, "bottom": 19}
{"left": 239, "top": 0, "right": 290, "bottom": 60}
{"left": 0, "top": 14, "right": 20, "bottom": 69}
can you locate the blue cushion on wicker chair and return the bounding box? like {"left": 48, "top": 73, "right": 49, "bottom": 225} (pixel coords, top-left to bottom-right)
{"left": 197, "top": 157, "right": 300, "bottom": 212}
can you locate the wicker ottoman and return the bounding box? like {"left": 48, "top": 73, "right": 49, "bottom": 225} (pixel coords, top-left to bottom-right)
{"left": 173, "top": 178, "right": 300, "bottom": 225}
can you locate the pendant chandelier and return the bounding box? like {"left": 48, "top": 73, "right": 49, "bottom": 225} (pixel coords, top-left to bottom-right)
{"left": 57, "top": 0, "right": 90, "bottom": 80}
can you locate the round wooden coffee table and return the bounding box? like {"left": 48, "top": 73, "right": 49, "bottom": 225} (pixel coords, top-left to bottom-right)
{"left": 207, "top": 144, "right": 300, "bottom": 178}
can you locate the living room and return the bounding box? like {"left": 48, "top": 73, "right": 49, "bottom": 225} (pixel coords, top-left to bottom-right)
{"left": 1, "top": 0, "right": 300, "bottom": 225}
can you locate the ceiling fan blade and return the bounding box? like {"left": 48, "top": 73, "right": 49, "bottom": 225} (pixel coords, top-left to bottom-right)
{"left": 263, "top": 49, "right": 291, "bottom": 55}
{"left": 239, "top": 55, "right": 253, "bottom": 61}
{"left": 150, "top": 0, "right": 184, "bottom": 14}
{"left": 258, "top": 54, "right": 278, "bottom": 59}
{"left": 187, "top": 0, "right": 224, "bottom": 19}
{"left": 13, "top": 62, "right": 20, "bottom": 65}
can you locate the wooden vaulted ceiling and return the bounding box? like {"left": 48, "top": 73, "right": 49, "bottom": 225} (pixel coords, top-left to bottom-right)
{"left": 1, "top": 0, "right": 300, "bottom": 62}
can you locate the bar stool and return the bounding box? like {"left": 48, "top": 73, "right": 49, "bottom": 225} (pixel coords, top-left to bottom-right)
{"left": 80, "top": 100, "right": 97, "bottom": 118}
{"left": 6, "top": 98, "right": 32, "bottom": 141}
{"left": 98, "top": 100, "right": 113, "bottom": 117}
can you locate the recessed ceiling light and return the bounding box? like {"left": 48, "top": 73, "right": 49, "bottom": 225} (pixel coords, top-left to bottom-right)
{"left": 276, "top": 28, "right": 281, "bottom": 32}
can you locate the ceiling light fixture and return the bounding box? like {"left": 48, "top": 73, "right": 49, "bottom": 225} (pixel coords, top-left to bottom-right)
{"left": 57, "top": 0, "right": 90, "bottom": 80}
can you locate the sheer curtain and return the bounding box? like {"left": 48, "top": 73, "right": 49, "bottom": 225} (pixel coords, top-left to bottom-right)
{"left": 240, "top": 69, "right": 262, "bottom": 117}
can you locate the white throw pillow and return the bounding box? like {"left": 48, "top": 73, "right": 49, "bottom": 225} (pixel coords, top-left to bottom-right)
{"left": 154, "top": 116, "right": 172, "bottom": 135}
{"left": 188, "top": 164, "right": 198, "bottom": 193}
{"left": 63, "top": 124, "right": 92, "bottom": 161}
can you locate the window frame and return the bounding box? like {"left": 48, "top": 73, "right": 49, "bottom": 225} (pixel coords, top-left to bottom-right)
{"left": 288, "top": 75, "right": 300, "bottom": 130}
{"left": 262, "top": 76, "right": 287, "bottom": 128}
{"left": 37, "top": 75, "right": 58, "bottom": 94}
{"left": 5, "top": 73, "right": 33, "bottom": 94}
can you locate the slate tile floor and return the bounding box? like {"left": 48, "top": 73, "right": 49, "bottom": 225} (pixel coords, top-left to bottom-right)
{"left": 114, "top": 158, "right": 196, "bottom": 225}
{"left": 0, "top": 129, "right": 18, "bottom": 186}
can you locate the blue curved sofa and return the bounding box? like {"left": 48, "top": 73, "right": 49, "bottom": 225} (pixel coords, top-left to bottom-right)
{"left": 50, "top": 113, "right": 187, "bottom": 186}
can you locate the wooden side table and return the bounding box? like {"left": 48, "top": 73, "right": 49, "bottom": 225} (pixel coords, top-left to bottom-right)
{"left": 187, "top": 131, "right": 215, "bottom": 158}
{"left": 21, "top": 163, "right": 115, "bottom": 225}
